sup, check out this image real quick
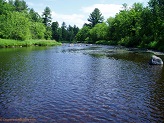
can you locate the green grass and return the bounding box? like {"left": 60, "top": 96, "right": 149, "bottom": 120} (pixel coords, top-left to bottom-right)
{"left": 0, "top": 39, "right": 62, "bottom": 48}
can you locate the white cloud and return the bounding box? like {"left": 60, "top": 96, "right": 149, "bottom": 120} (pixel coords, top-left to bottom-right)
{"left": 26, "top": 1, "right": 44, "bottom": 8}
{"left": 26, "top": 2, "right": 34, "bottom": 6}
{"left": 99, "top": 0, "right": 108, "bottom": 3}
{"left": 27, "top": 2, "right": 123, "bottom": 28}
{"left": 51, "top": 4, "right": 123, "bottom": 28}
{"left": 82, "top": 4, "right": 123, "bottom": 19}
{"left": 51, "top": 12, "right": 87, "bottom": 28}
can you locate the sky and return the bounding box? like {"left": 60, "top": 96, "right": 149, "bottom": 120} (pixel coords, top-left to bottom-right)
{"left": 25, "top": 0, "right": 149, "bottom": 28}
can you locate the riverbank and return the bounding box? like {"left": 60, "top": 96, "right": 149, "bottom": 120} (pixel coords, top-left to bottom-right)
{"left": 0, "top": 39, "right": 62, "bottom": 48}
{"left": 93, "top": 40, "right": 164, "bottom": 56}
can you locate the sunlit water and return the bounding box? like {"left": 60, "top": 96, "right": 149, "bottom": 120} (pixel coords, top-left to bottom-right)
{"left": 0, "top": 44, "right": 163, "bottom": 123}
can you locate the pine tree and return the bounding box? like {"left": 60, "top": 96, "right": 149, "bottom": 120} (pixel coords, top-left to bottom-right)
{"left": 87, "top": 8, "right": 104, "bottom": 27}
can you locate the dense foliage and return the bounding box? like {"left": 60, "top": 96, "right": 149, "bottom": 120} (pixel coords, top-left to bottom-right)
{"left": 0, "top": 39, "right": 61, "bottom": 48}
{"left": 0, "top": 0, "right": 79, "bottom": 42}
{"left": 0, "top": 12, "right": 31, "bottom": 40}
{"left": 0, "top": 0, "right": 163, "bottom": 51}
{"left": 76, "top": 0, "right": 164, "bottom": 51}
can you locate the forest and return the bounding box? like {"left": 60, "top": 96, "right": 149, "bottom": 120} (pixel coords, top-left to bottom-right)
{"left": 76, "top": 0, "right": 164, "bottom": 51}
{"left": 0, "top": 0, "right": 79, "bottom": 42}
{"left": 0, "top": 0, "right": 163, "bottom": 51}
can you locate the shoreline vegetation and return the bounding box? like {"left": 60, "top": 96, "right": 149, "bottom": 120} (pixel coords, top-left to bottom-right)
{"left": 1, "top": 38, "right": 164, "bottom": 56}
{"left": 0, "top": 39, "right": 62, "bottom": 48}
{"left": 0, "top": 0, "right": 163, "bottom": 53}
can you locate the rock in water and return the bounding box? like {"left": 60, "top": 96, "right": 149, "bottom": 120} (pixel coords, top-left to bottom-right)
{"left": 149, "top": 55, "right": 163, "bottom": 65}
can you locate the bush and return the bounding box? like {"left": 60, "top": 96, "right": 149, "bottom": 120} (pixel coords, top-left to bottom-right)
{"left": 148, "top": 41, "right": 158, "bottom": 49}
{"left": 118, "top": 36, "right": 131, "bottom": 47}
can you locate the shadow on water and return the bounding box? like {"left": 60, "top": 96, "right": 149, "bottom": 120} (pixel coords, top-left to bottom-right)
{"left": 107, "top": 52, "right": 152, "bottom": 64}
{"left": 148, "top": 65, "right": 164, "bottom": 122}
{"left": 72, "top": 45, "right": 164, "bottom": 122}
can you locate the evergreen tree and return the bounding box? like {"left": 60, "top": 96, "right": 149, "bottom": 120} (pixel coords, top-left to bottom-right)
{"left": 29, "top": 8, "right": 42, "bottom": 22}
{"left": 87, "top": 8, "right": 104, "bottom": 27}
{"left": 61, "top": 22, "right": 67, "bottom": 41}
{"left": 57, "top": 27, "right": 62, "bottom": 41}
{"left": 13, "top": 0, "right": 28, "bottom": 12}
{"left": 42, "top": 6, "right": 52, "bottom": 27}
{"left": 51, "top": 21, "right": 60, "bottom": 41}
{"left": 42, "top": 7, "right": 52, "bottom": 40}
{"left": 67, "top": 25, "right": 74, "bottom": 42}
{"left": 73, "top": 25, "right": 79, "bottom": 36}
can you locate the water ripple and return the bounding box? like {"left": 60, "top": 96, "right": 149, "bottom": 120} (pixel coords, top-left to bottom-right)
{"left": 0, "top": 45, "right": 163, "bottom": 122}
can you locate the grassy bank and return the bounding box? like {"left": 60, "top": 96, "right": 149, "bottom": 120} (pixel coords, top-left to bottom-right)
{"left": 0, "top": 39, "right": 62, "bottom": 48}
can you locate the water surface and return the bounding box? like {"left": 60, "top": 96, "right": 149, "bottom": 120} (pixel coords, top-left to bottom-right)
{"left": 0, "top": 44, "right": 164, "bottom": 122}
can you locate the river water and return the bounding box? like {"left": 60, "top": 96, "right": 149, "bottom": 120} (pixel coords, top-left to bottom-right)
{"left": 0, "top": 44, "right": 163, "bottom": 123}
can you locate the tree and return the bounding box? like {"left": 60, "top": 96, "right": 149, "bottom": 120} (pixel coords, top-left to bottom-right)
{"left": 107, "top": 3, "right": 144, "bottom": 47}
{"left": 51, "top": 21, "right": 59, "bottom": 40}
{"left": 42, "top": 7, "right": 52, "bottom": 40}
{"left": 13, "top": 0, "right": 28, "bottom": 12}
{"left": 139, "top": 7, "right": 153, "bottom": 47}
{"left": 42, "top": 6, "right": 52, "bottom": 27}
{"left": 89, "top": 23, "right": 108, "bottom": 43}
{"left": 148, "top": 0, "right": 164, "bottom": 50}
{"left": 30, "top": 22, "right": 46, "bottom": 39}
{"left": 122, "top": 3, "right": 128, "bottom": 11}
{"left": 44, "top": 27, "right": 52, "bottom": 40}
{"left": 0, "top": 0, "right": 14, "bottom": 15}
{"left": 106, "top": 17, "right": 114, "bottom": 40}
{"left": 67, "top": 25, "right": 74, "bottom": 42}
{"left": 73, "top": 25, "right": 79, "bottom": 36}
{"left": 87, "top": 8, "right": 104, "bottom": 27}
{"left": 61, "top": 22, "right": 68, "bottom": 41}
{"left": 75, "top": 26, "right": 90, "bottom": 43}
{"left": 29, "top": 8, "right": 42, "bottom": 22}
{"left": 72, "top": 25, "right": 79, "bottom": 41}
{"left": 57, "top": 27, "right": 62, "bottom": 41}
{"left": 128, "top": 3, "right": 143, "bottom": 46}
{"left": 0, "top": 12, "right": 31, "bottom": 40}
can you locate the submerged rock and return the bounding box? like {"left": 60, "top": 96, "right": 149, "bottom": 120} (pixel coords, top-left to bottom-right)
{"left": 149, "top": 55, "right": 163, "bottom": 65}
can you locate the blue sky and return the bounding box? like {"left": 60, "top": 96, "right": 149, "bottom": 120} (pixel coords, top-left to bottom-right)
{"left": 26, "top": 0, "right": 149, "bottom": 28}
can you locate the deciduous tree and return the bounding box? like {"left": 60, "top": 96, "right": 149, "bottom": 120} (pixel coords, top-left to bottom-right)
{"left": 0, "top": 12, "right": 31, "bottom": 40}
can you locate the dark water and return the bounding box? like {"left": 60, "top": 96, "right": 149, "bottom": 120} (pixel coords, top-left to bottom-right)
{"left": 0, "top": 44, "right": 163, "bottom": 123}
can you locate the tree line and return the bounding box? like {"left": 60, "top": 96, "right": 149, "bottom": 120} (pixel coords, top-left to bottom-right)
{"left": 0, "top": 0, "right": 79, "bottom": 42}
{"left": 76, "top": 0, "right": 164, "bottom": 51}
{"left": 0, "top": 0, "right": 163, "bottom": 51}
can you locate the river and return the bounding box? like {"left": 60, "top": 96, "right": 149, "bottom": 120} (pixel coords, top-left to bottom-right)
{"left": 0, "top": 44, "right": 163, "bottom": 123}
